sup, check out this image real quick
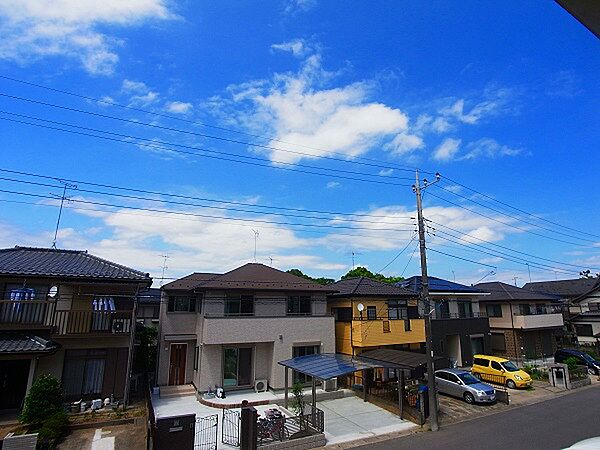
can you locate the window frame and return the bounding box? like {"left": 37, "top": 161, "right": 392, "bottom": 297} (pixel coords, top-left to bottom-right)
{"left": 486, "top": 304, "right": 503, "bottom": 318}
{"left": 366, "top": 305, "right": 377, "bottom": 320}
{"left": 167, "top": 294, "right": 199, "bottom": 313}
{"left": 387, "top": 299, "right": 407, "bottom": 320}
{"left": 224, "top": 295, "right": 254, "bottom": 316}
{"left": 287, "top": 295, "right": 312, "bottom": 316}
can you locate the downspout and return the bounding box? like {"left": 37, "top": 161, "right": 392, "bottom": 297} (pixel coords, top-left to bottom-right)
{"left": 123, "top": 282, "right": 142, "bottom": 408}
{"left": 509, "top": 302, "right": 518, "bottom": 364}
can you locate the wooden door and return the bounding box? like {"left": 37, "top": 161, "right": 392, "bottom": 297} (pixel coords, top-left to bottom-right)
{"left": 168, "top": 344, "right": 187, "bottom": 385}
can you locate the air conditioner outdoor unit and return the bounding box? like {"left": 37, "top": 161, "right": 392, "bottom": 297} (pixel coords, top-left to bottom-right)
{"left": 254, "top": 379, "right": 268, "bottom": 393}
{"left": 324, "top": 378, "right": 338, "bottom": 392}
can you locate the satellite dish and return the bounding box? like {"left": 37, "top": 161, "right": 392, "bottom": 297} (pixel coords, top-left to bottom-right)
{"left": 357, "top": 303, "right": 364, "bottom": 312}
{"left": 48, "top": 286, "right": 58, "bottom": 298}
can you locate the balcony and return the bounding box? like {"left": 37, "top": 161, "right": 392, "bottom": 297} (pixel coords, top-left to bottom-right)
{"left": 433, "top": 312, "right": 488, "bottom": 320}
{"left": 343, "top": 318, "right": 425, "bottom": 348}
{"left": 512, "top": 312, "right": 564, "bottom": 329}
{"left": 0, "top": 301, "right": 133, "bottom": 336}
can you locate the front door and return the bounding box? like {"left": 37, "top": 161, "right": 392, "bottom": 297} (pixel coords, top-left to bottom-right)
{"left": 0, "top": 359, "right": 30, "bottom": 411}
{"left": 168, "top": 344, "right": 187, "bottom": 386}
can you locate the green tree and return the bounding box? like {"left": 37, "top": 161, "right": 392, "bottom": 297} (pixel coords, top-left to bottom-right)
{"left": 341, "top": 266, "right": 404, "bottom": 284}
{"left": 286, "top": 269, "right": 335, "bottom": 285}
{"left": 20, "top": 375, "right": 64, "bottom": 426}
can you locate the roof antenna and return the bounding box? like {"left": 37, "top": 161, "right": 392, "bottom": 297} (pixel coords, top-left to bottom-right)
{"left": 51, "top": 180, "right": 77, "bottom": 248}
{"left": 512, "top": 276, "right": 519, "bottom": 287}
{"left": 252, "top": 229, "right": 260, "bottom": 262}
{"left": 159, "top": 254, "right": 169, "bottom": 287}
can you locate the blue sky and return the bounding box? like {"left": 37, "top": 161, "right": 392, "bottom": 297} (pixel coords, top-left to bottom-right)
{"left": 0, "top": 0, "right": 598, "bottom": 285}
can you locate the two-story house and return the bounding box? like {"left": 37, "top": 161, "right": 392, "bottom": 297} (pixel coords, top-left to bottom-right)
{"left": 398, "top": 276, "right": 490, "bottom": 367}
{"left": 475, "top": 282, "right": 564, "bottom": 361}
{"left": 136, "top": 288, "right": 161, "bottom": 328}
{"left": 524, "top": 277, "right": 600, "bottom": 347}
{"left": 327, "top": 277, "right": 424, "bottom": 356}
{"left": 156, "top": 263, "right": 335, "bottom": 393}
{"left": 0, "top": 246, "right": 152, "bottom": 413}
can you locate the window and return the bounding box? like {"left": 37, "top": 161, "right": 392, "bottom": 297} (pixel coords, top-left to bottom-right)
{"left": 167, "top": 295, "right": 198, "bottom": 313}
{"left": 194, "top": 346, "right": 199, "bottom": 371}
{"left": 519, "top": 304, "right": 532, "bottom": 315}
{"left": 435, "top": 371, "right": 449, "bottom": 381}
{"left": 575, "top": 324, "right": 594, "bottom": 337}
{"left": 486, "top": 304, "right": 503, "bottom": 318}
{"left": 473, "top": 357, "right": 490, "bottom": 367}
{"left": 366, "top": 306, "right": 377, "bottom": 320}
{"left": 446, "top": 373, "right": 460, "bottom": 384}
{"left": 62, "top": 349, "right": 107, "bottom": 399}
{"left": 435, "top": 301, "right": 450, "bottom": 319}
{"left": 292, "top": 346, "right": 320, "bottom": 383}
{"left": 382, "top": 320, "right": 390, "bottom": 333}
{"left": 334, "top": 307, "right": 352, "bottom": 322}
{"left": 491, "top": 361, "right": 503, "bottom": 371}
{"left": 491, "top": 333, "right": 506, "bottom": 352}
{"left": 387, "top": 300, "right": 407, "bottom": 320}
{"left": 287, "top": 296, "right": 311, "bottom": 315}
{"left": 223, "top": 347, "right": 253, "bottom": 387}
{"left": 535, "top": 304, "right": 547, "bottom": 315}
{"left": 225, "top": 295, "right": 254, "bottom": 316}
{"left": 457, "top": 301, "right": 473, "bottom": 318}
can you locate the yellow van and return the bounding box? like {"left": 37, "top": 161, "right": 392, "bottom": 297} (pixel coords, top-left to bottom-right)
{"left": 471, "top": 354, "right": 532, "bottom": 389}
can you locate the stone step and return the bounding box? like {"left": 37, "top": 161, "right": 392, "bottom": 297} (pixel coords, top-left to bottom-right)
{"left": 159, "top": 384, "right": 196, "bottom": 398}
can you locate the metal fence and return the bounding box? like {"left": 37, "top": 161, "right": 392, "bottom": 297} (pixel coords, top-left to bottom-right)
{"left": 195, "top": 415, "right": 218, "bottom": 450}
{"left": 257, "top": 406, "right": 324, "bottom": 446}
{"left": 222, "top": 408, "right": 240, "bottom": 447}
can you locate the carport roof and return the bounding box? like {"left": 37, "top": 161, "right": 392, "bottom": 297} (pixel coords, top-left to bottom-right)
{"left": 359, "top": 349, "right": 443, "bottom": 369}
{"left": 278, "top": 353, "right": 383, "bottom": 380}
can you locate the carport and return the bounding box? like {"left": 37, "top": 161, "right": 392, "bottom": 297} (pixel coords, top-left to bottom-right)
{"left": 279, "top": 350, "right": 440, "bottom": 418}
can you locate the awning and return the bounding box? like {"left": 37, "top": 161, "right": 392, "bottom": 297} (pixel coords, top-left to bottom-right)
{"left": 278, "top": 353, "right": 384, "bottom": 380}
{"left": 0, "top": 332, "right": 58, "bottom": 355}
{"left": 359, "top": 348, "right": 443, "bottom": 369}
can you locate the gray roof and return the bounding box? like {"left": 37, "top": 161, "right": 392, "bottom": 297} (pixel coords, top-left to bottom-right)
{"left": 165, "top": 263, "right": 336, "bottom": 292}
{"left": 474, "top": 282, "right": 561, "bottom": 303}
{"left": 0, "top": 332, "right": 57, "bottom": 354}
{"left": 138, "top": 288, "right": 161, "bottom": 304}
{"left": 0, "top": 246, "right": 151, "bottom": 283}
{"left": 523, "top": 278, "right": 600, "bottom": 298}
{"left": 328, "top": 277, "right": 416, "bottom": 298}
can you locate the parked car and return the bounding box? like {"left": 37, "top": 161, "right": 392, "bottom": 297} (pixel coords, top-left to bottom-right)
{"left": 471, "top": 354, "right": 532, "bottom": 389}
{"left": 434, "top": 368, "right": 496, "bottom": 404}
{"left": 555, "top": 349, "right": 600, "bottom": 375}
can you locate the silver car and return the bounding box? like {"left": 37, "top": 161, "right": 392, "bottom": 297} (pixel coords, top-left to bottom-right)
{"left": 435, "top": 368, "right": 496, "bottom": 404}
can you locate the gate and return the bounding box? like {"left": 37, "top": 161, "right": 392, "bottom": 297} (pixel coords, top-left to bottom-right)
{"left": 222, "top": 408, "right": 240, "bottom": 446}
{"left": 195, "top": 415, "right": 218, "bottom": 450}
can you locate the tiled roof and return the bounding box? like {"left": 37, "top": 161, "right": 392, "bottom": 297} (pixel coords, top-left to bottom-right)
{"left": 165, "top": 263, "right": 336, "bottom": 292}
{"left": 0, "top": 332, "right": 57, "bottom": 354}
{"left": 328, "top": 277, "right": 416, "bottom": 297}
{"left": 0, "top": 246, "right": 151, "bottom": 282}
{"left": 523, "top": 278, "right": 600, "bottom": 298}
{"left": 474, "top": 282, "right": 561, "bottom": 302}
{"left": 138, "top": 288, "right": 161, "bottom": 304}
{"left": 398, "top": 276, "right": 483, "bottom": 294}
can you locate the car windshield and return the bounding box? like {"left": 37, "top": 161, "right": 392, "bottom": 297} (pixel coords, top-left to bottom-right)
{"left": 580, "top": 353, "right": 596, "bottom": 363}
{"left": 502, "top": 361, "right": 520, "bottom": 372}
{"left": 457, "top": 373, "right": 481, "bottom": 385}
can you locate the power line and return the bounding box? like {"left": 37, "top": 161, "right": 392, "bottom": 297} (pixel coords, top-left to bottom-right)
{"left": 425, "top": 189, "right": 590, "bottom": 247}
{"left": 433, "top": 183, "right": 599, "bottom": 243}
{"left": 440, "top": 176, "right": 600, "bottom": 240}
{"left": 0, "top": 167, "right": 413, "bottom": 221}
{"left": 426, "top": 247, "right": 498, "bottom": 269}
{"left": 0, "top": 175, "right": 415, "bottom": 228}
{"left": 0, "top": 114, "right": 415, "bottom": 188}
{"left": 0, "top": 75, "right": 428, "bottom": 175}
{"left": 401, "top": 242, "right": 419, "bottom": 277}
{"left": 0, "top": 92, "right": 424, "bottom": 178}
{"left": 376, "top": 234, "right": 417, "bottom": 273}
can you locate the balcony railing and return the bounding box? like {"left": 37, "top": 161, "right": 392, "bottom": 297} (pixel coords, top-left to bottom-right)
{"left": 0, "top": 300, "right": 133, "bottom": 336}
{"left": 434, "top": 312, "right": 488, "bottom": 320}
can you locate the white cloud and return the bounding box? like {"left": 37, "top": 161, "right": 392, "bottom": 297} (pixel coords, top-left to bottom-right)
{"left": 438, "top": 86, "right": 512, "bottom": 125}
{"left": 0, "top": 0, "right": 173, "bottom": 75}
{"left": 271, "top": 39, "right": 311, "bottom": 57}
{"left": 326, "top": 181, "right": 340, "bottom": 189}
{"left": 384, "top": 133, "right": 424, "bottom": 156}
{"left": 284, "top": 0, "right": 316, "bottom": 15}
{"left": 217, "top": 54, "right": 411, "bottom": 164}
{"left": 122, "top": 79, "right": 149, "bottom": 93}
{"left": 378, "top": 168, "right": 394, "bottom": 176}
{"left": 433, "top": 138, "right": 461, "bottom": 162}
{"left": 461, "top": 138, "right": 521, "bottom": 160}
{"left": 166, "top": 101, "right": 193, "bottom": 114}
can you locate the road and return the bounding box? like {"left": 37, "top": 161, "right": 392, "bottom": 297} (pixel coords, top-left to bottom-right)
{"left": 355, "top": 385, "right": 600, "bottom": 450}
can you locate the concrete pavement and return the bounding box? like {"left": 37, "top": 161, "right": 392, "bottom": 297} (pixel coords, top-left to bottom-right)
{"left": 352, "top": 384, "right": 600, "bottom": 450}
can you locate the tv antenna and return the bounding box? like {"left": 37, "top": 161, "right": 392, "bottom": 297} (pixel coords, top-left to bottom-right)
{"left": 512, "top": 275, "right": 520, "bottom": 287}
{"left": 159, "top": 254, "right": 170, "bottom": 287}
{"left": 251, "top": 229, "right": 260, "bottom": 262}
{"left": 51, "top": 180, "right": 77, "bottom": 248}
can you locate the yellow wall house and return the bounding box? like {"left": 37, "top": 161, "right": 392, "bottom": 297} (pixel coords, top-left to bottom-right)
{"left": 327, "top": 277, "right": 425, "bottom": 356}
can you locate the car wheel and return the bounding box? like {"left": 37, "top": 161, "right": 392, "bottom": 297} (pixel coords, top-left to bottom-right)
{"left": 506, "top": 380, "right": 516, "bottom": 389}
{"left": 464, "top": 392, "right": 475, "bottom": 404}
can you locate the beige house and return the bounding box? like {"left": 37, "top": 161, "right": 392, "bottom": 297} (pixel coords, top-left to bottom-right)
{"left": 156, "top": 263, "right": 336, "bottom": 392}
{"left": 0, "top": 246, "right": 152, "bottom": 413}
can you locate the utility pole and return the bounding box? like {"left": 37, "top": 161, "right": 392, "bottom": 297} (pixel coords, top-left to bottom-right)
{"left": 413, "top": 169, "right": 440, "bottom": 432}
{"left": 252, "top": 229, "right": 260, "bottom": 262}
{"left": 51, "top": 181, "right": 77, "bottom": 248}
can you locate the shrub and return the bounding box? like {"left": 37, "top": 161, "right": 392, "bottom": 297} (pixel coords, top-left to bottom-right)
{"left": 37, "top": 411, "right": 69, "bottom": 449}
{"left": 291, "top": 382, "right": 306, "bottom": 416}
{"left": 564, "top": 357, "right": 579, "bottom": 371}
{"left": 20, "top": 375, "right": 64, "bottom": 426}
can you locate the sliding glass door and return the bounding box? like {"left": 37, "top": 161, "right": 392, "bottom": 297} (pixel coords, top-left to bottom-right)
{"left": 223, "top": 347, "right": 253, "bottom": 388}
